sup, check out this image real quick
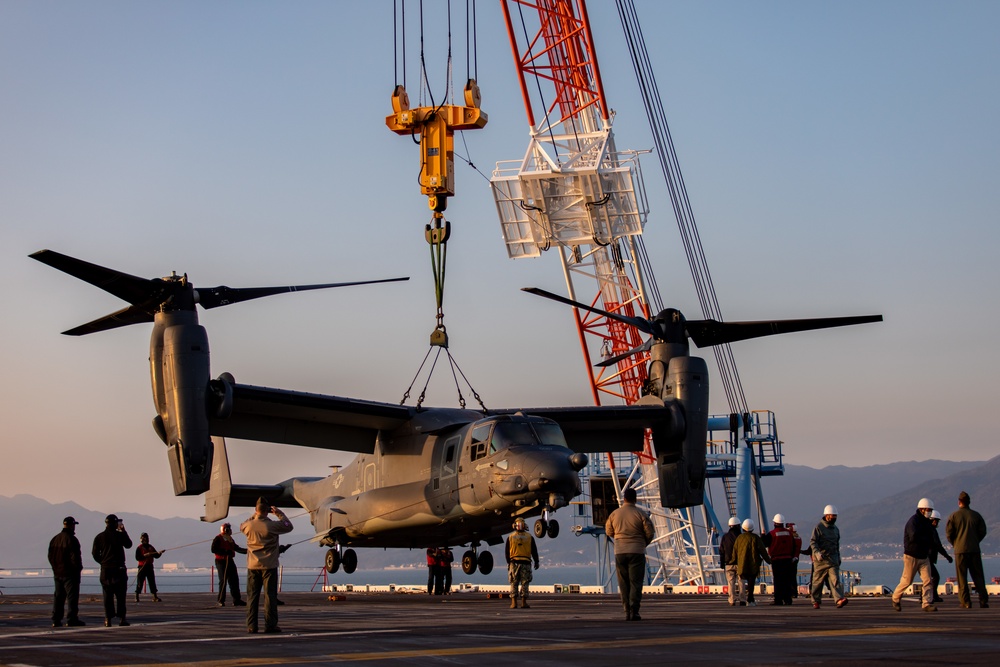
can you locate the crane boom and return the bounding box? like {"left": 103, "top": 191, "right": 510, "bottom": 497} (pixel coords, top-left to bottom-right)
{"left": 491, "top": 0, "right": 718, "bottom": 589}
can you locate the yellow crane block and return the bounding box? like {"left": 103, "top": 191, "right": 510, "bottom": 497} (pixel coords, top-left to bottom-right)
{"left": 386, "top": 80, "right": 487, "bottom": 212}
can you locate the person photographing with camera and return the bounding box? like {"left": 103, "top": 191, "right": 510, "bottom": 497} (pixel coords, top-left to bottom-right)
{"left": 240, "top": 497, "right": 292, "bottom": 634}
{"left": 92, "top": 514, "right": 133, "bottom": 627}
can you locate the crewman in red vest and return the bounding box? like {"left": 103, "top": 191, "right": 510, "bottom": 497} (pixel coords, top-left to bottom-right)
{"left": 767, "top": 514, "right": 798, "bottom": 605}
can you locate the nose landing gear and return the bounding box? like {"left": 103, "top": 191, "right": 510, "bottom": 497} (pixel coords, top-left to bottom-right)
{"left": 534, "top": 510, "right": 560, "bottom": 539}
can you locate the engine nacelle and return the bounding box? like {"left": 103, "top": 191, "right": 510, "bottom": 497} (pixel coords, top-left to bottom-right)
{"left": 151, "top": 313, "right": 213, "bottom": 495}
{"left": 654, "top": 355, "right": 709, "bottom": 508}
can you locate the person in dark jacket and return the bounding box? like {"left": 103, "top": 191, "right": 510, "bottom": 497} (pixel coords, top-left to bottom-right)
{"left": 92, "top": 514, "right": 133, "bottom": 627}
{"left": 891, "top": 498, "right": 937, "bottom": 612}
{"left": 212, "top": 523, "right": 247, "bottom": 607}
{"left": 946, "top": 490, "right": 989, "bottom": 609}
{"left": 928, "top": 510, "right": 953, "bottom": 603}
{"left": 48, "top": 516, "right": 85, "bottom": 628}
{"left": 719, "top": 517, "right": 742, "bottom": 606}
{"left": 134, "top": 533, "right": 163, "bottom": 603}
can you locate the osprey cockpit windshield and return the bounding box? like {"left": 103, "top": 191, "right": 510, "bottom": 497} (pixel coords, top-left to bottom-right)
{"left": 468, "top": 415, "right": 568, "bottom": 462}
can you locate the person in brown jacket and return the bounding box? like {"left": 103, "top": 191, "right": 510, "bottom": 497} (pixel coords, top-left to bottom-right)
{"left": 605, "top": 487, "right": 655, "bottom": 621}
{"left": 729, "top": 519, "right": 771, "bottom": 607}
{"left": 240, "top": 497, "right": 293, "bottom": 634}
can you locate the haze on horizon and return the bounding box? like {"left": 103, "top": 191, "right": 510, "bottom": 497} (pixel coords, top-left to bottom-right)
{"left": 1, "top": 2, "right": 997, "bottom": 520}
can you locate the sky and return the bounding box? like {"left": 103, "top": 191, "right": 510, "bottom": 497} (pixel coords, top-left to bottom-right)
{"left": 1, "top": 1, "right": 998, "bottom": 521}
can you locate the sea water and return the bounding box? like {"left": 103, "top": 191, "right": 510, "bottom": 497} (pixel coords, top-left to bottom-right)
{"left": 6, "top": 560, "right": 997, "bottom": 596}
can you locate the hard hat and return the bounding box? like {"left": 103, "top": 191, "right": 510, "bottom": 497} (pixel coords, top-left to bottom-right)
{"left": 930, "top": 510, "right": 942, "bottom": 520}
{"left": 917, "top": 497, "right": 934, "bottom": 510}
{"left": 105, "top": 514, "right": 119, "bottom": 525}
{"left": 773, "top": 513, "right": 786, "bottom": 525}
{"left": 823, "top": 505, "right": 838, "bottom": 516}
{"left": 728, "top": 517, "right": 741, "bottom": 527}
{"left": 741, "top": 519, "right": 755, "bottom": 532}
{"left": 512, "top": 518, "right": 527, "bottom": 531}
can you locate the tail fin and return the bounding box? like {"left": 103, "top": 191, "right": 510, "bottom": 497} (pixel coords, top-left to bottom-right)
{"left": 201, "top": 435, "right": 295, "bottom": 522}
{"left": 202, "top": 436, "right": 232, "bottom": 522}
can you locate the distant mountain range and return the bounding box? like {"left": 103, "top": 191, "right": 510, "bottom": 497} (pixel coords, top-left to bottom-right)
{"left": 761, "top": 457, "right": 999, "bottom": 557}
{"left": 3, "top": 457, "right": 997, "bottom": 571}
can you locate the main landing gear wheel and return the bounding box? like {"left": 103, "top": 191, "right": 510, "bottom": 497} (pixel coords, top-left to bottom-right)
{"left": 534, "top": 519, "right": 548, "bottom": 538}
{"left": 462, "top": 550, "right": 478, "bottom": 575}
{"left": 342, "top": 549, "right": 358, "bottom": 574}
{"left": 477, "top": 551, "right": 494, "bottom": 575}
{"left": 324, "top": 548, "right": 341, "bottom": 574}
{"left": 547, "top": 519, "right": 560, "bottom": 539}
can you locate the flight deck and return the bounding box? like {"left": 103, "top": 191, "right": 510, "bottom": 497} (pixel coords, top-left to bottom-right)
{"left": 1, "top": 591, "right": 997, "bottom": 666}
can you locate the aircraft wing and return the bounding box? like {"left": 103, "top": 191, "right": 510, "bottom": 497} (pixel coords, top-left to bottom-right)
{"left": 494, "top": 399, "right": 683, "bottom": 454}
{"left": 209, "top": 382, "right": 416, "bottom": 453}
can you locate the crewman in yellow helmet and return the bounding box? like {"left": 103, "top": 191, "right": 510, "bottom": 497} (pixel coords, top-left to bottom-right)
{"left": 505, "top": 518, "right": 540, "bottom": 609}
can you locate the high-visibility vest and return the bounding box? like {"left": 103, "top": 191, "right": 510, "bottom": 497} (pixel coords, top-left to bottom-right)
{"left": 508, "top": 532, "right": 533, "bottom": 561}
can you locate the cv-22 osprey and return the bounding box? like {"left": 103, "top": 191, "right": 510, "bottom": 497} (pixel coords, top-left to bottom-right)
{"left": 31, "top": 249, "right": 881, "bottom": 575}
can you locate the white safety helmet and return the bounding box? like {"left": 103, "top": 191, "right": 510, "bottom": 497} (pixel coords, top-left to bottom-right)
{"left": 773, "top": 513, "right": 786, "bottom": 525}
{"left": 823, "top": 504, "right": 838, "bottom": 516}
{"left": 930, "top": 510, "right": 942, "bottom": 520}
{"left": 917, "top": 497, "right": 934, "bottom": 510}
{"left": 741, "top": 519, "right": 755, "bottom": 532}
{"left": 728, "top": 517, "right": 741, "bottom": 527}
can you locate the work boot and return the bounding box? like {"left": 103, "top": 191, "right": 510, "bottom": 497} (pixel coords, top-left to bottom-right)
{"left": 233, "top": 599, "right": 246, "bottom": 607}
{"left": 67, "top": 619, "right": 85, "bottom": 627}
{"left": 509, "top": 595, "right": 518, "bottom": 609}
{"left": 119, "top": 619, "right": 130, "bottom": 627}
{"left": 152, "top": 595, "right": 162, "bottom": 602}
{"left": 520, "top": 597, "right": 530, "bottom": 609}
{"left": 135, "top": 592, "right": 140, "bottom": 603}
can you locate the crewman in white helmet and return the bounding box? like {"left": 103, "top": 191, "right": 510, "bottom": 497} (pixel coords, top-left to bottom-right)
{"left": 891, "top": 498, "right": 938, "bottom": 612}
{"left": 729, "top": 519, "right": 771, "bottom": 607}
{"left": 928, "top": 509, "right": 953, "bottom": 603}
{"left": 766, "top": 514, "right": 800, "bottom": 605}
{"left": 719, "top": 517, "right": 743, "bottom": 606}
{"left": 809, "top": 504, "right": 848, "bottom": 609}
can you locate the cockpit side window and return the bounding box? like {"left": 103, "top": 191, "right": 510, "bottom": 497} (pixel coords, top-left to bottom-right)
{"left": 470, "top": 423, "right": 492, "bottom": 462}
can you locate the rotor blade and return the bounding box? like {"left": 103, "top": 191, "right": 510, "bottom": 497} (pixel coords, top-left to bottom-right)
{"left": 197, "top": 277, "right": 409, "bottom": 309}
{"left": 522, "top": 287, "right": 657, "bottom": 336}
{"left": 62, "top": 305, "right": 155, "bottom": 336}
{"left": 686, "top": 315, "right": 883, "bottom": 348}
{"left": 594, "top": 339, "right": 654, "bottom": 368}
{"left": 30, "top": 249, "right": 160, "bottom": 306}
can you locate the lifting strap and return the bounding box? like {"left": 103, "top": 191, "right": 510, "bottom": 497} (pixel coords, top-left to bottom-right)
{"left": 426, "top": 213, "right": 450, "bottom": 347}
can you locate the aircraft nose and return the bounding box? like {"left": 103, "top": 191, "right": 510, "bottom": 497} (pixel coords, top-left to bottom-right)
{"left": 526, "top": 452, "right": 582, "bottom": 496}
